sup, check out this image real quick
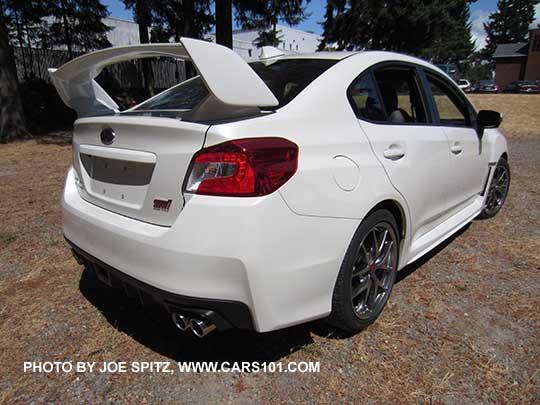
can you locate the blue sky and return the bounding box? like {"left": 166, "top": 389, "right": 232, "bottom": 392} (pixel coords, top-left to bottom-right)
{"left": 102, "top": 0, "right": 540, "bottom": 50}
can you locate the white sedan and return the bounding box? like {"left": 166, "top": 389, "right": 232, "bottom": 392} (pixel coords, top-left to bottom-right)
{"left": 51, "top": 38, "right": 510, "bottom": 337}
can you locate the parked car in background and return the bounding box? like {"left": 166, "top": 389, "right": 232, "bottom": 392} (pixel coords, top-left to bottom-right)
{"left": 50, "top": 40, "right": 510, "bottom": 337}
{"left": 503, "top": 81, "right": 540, "bottom": 94}
{"left": 457, "top": 79, "right": 472, "bottom": 92}
{"left": 474, "top": 80, "right": 499, "bottom": 93}
{"left": 436, "top": 63, "right": 458, "bottom": 80}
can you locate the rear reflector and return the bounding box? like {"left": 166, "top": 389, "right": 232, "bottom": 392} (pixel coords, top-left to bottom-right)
{"left": 184, "top": 137, "right": 298, "bottom": 197}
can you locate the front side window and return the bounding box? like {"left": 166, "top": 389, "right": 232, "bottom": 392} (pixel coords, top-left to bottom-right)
{"left": 425, "top": 72, "right": 470, "bottom": 127}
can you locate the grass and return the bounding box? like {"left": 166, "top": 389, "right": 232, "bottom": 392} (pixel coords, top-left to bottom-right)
{"left": 0, "top": 94, "right": 539, "bottom": 402}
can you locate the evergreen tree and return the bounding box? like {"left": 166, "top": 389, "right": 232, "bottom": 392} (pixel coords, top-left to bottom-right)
{"left": 47, "top": 0, "right": 111, "bottom": 59}
{"left": 216, "top": 0, "right": 232, "bottom": 48}
{"left": 318, "top": 0, "right": 344, "bottom": 50}
{"left": 0, "top": 0, "right": 27, "bottom": 141}
{"left": 123, "top": 0, "right": 155, "bottom": 96}
{"left": 483, "top": 0, "right": 539, "bottom": 59}
{"left": 150, "top": 0, "right": 213, "bottom": 78}
{"left": 4, "top": 0, "right": 49, "bottom": 78}
{"left": 423, "top": 0, "right": 475, "bottom": 64}
{"left": 320, "top": 0, "right": 475, "bottom": 64}
{"left": 150, "top": 0, "right": 213, "bottom": 42}
{"left": 234, "top": 0, "right": 311, "bottom": 47}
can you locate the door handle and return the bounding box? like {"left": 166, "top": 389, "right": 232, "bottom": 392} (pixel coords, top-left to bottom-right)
{"left": 383, "top": 145, "right": 405, "bottom": 161}
{"left": 450, "top": 142, "right": 463, "bottom": 155}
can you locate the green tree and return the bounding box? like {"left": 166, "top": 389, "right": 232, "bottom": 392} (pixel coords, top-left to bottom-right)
{"left": 150, "top": 0, "right": 213, "bottom": 78}
{"left": 123, "top": 0, "right": 155, "bottom": 96}
{"left": 320, "top": 0, "right": 475, "bottom": 64}
{"left": 151, "top": 0, "right": 213, "bottom": 41}
{"left": 0, "top": 0, "right": 27, "bottom": 141}
{"left": 216, "top": 0, "right": 232, "bottom": 48}
{"left": 4, "top": 0, "right": 49, "bottom": 78}
{"left": 424, "top": 1, "right": 475, "bottom": 64}
{"left": 48, "top": 0, "right": 111, "bottom": 59}
{"left": 483, "top": 0, "right": 539, "bottom": 59}
{"left": 234, "top": 0, "right": 311, "bottom": 47}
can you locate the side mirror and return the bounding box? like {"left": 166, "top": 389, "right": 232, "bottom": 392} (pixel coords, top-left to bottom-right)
{"left": 477, "top": 110, "right": 502, "bottom": 137}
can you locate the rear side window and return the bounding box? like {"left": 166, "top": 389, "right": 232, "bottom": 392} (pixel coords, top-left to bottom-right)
{"left": 425, "top": 72, "right": 471, "bottom": 127}
{"left": 348, "top": 73, "right": 385, "bottom": 121}
{"left": 374, "top": 68, "right": 428, "bottom": 124}
{"left": 249, "top": 59, "right": 337, "bottom": 108}
{"left": 348, "top": 66, "right": 428, "bottom": 124}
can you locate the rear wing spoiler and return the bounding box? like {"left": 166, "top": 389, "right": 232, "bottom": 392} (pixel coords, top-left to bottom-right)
{"left": 49, "top": 38, "right": 279, "bottom": 118}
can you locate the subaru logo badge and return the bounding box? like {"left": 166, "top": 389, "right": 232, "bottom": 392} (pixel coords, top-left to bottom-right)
{"left": 100, "top": 128, "right": 115, "bottom": 145}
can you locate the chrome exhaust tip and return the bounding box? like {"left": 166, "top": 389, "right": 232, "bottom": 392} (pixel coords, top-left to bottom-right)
{"left": 190, "top": 318, "right": 216, "bottom": 338}
{"left": 171, "top": 313, "right": 190, "bottom": 331}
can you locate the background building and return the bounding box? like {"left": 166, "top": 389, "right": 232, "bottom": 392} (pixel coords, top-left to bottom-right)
{"left": 208, "top": 25, "right": 322, "bottom": 61}
{"left": 102, "top": 19, "right": 322, "bottom": 61}
{"left": 494, "top": 28, "right": 540, "bottom": 89}
{"left": 104, "top": 17, "right": 143, "bottom": 46}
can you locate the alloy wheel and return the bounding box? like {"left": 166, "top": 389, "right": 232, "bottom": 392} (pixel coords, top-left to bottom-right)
{"left": 485, "top": 164, "right": 509, "bottom": 215}
{"left": 350, "top": 223, "right": 398, "bottom": 319}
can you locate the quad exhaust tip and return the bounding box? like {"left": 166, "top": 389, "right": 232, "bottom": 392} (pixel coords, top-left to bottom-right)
{"left": 171, "top": 312, "right": 216, "bottom": 338}
{"left": 171, "top": 313, "right": 190, "bottom": 331}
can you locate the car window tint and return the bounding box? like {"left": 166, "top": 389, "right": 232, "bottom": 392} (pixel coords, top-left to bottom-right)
{"left": 134, "top": 59, "right": 337, "bottom": 112}
{"left": 373, "top": 68, "right": 428, "bottom": 124}
{"left": 348, "top": 73, "right": 386, "bottom": 121}
{"left": 135, "top": 76, "right": 209, "bottom": 111}
{"left": 425, "top": 73, "right": 470, "bottom": 127}
{"left": 249, "top": 59, "right": 338, "bottom": 108}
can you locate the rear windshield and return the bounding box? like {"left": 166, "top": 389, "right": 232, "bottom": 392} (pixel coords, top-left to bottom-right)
{"left": 132, "top": 58, "right": 337, "bottom": 112}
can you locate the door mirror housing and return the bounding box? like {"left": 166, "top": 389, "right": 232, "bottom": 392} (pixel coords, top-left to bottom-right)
{"left": 476, "top": 110, "right": 502, "bottom": 137}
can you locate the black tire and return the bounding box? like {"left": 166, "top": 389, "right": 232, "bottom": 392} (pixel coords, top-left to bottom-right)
{"left": 328, "top": 209, "right": 399, "bottom": 333}
{"left": 478, "top": 157, "right": 510, "bottom": 219}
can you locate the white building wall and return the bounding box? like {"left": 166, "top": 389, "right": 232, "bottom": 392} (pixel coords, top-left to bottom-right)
{"left": 208, "top": 24, "right": 321, "bottom": 61}
{"left": 233, "top": 25, "right": 321, "bottom": 54}
{"left": 102, "top": 19, "right": 321, "bottom": 61}
{"left": 104, "top": 17, "right": 143, "bottom": 46}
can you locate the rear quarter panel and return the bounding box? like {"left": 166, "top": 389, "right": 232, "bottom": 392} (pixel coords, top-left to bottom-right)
{"left": 204, "top": 53, "right": 408, "bottom": 223}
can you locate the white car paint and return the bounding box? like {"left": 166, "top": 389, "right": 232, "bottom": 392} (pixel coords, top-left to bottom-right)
{"left": 49, "top": 39, "right": 278, "bottom": 118}
{"left": 55, "top": 39, "right": 508, "bottom": 333}
{"left": 457, "top": 79, "right": 471, "bottom": 90}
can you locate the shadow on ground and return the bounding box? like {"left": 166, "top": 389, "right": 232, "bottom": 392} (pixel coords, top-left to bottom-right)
{"left": 78, "top": 223, "right": 470, "bottom": 364}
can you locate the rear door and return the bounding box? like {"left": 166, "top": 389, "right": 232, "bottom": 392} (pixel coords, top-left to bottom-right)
{"left": 422, "top": 70, "right": 489, "bottom": 212}
{"left": 351, "top": 64, "right": 453, "bottom": 246}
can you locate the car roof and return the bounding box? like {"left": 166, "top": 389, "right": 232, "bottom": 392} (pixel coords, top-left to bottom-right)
{"left": 273, "top": 51, "right": 358, "bottom": 61}
{"left": 270, "top": 51, "right": 449, "bottom": 78}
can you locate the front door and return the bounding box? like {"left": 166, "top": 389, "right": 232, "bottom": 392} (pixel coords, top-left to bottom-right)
{"left": 349, "top": 65, "right": 453, "bottom": 256}
{"left": 423, "top": 70, "right": 490, "bottom": 211}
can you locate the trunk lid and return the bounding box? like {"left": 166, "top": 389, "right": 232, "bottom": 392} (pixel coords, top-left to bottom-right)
{"left": 72, "top": 115, "right": 207, "bottom": 226}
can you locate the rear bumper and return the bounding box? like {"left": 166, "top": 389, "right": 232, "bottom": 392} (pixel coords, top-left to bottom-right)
{"left": 68, "top": 239, "right": 254, "bottom": 330}
{"left": 62, "top": 168, "right": 359, "bottom": 332}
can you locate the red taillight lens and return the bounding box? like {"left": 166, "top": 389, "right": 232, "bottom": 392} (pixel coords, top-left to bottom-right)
{"left": 184, "top": 137, "right": 298, "bottom": 197}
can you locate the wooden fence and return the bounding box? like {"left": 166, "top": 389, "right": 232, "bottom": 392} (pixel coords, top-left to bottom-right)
{"left": 13, "top": 47, "right": 186, "bottom": 90}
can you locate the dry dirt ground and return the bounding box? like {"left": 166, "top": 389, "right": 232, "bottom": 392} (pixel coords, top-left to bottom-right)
{"left": 0, "top": 94, "right": 539, "bottom": 403}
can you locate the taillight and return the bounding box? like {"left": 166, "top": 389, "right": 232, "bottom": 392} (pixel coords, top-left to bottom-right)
{"left": 184, "top": 137, "right": 298, "bottom": 197}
